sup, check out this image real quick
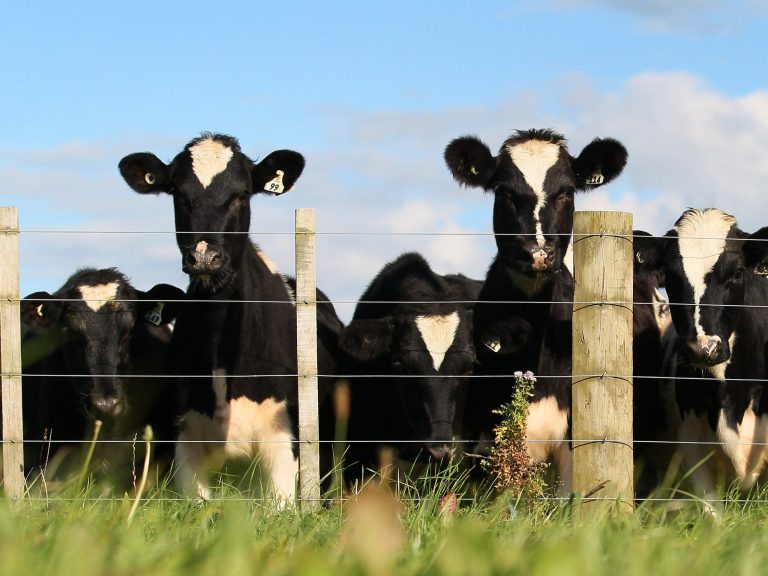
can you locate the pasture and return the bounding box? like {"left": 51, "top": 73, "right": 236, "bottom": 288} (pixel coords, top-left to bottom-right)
{"left": 4, "top": 472, "right": 768, "bottom": 576}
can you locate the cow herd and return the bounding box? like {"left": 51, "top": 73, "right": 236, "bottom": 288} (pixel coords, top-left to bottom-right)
{"left": 11, "top": 130, "right": 768, "bottom": 510}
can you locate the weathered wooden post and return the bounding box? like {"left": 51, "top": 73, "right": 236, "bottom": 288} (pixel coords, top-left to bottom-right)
{"left": 1, "top": 207, "right": 24, "bottom": 499}
{"left": 572, "top": 211, "right": 633, "bottom": 516}
{"left": 295, "top": 208, "right": 320, "bottom": 509}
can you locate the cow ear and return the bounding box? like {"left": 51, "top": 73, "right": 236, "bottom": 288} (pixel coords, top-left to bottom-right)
{"left": 745, "top": 227, "right": 768, "bottom": 276}
{"left": 21, "top": 291, "right": 62, "bottom": 332}
{"left": 252, "top": 150, "right": 305, "bottom": 196}
{"left": 444, "top": 136, "right": 496, "bottom": 189}
{"left": 634, "top": 230, "right": 667, "bottom": 286}
{"left": 118, "top": 153, "right": 172, "bottom": 194}
{"left": 572, "top": 137, "right": 628, "bottom": 190}
{"left": 137, "top": 284, "right": 186, "bottom": 326}
{"left": 339, "top": 318, "right": 395, "bottom": 362}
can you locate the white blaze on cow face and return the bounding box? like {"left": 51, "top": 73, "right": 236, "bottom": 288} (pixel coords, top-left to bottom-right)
{"left": 78, "top": 282, "right": 119, "bottom": 312}
{"left": 189, "top": 138, "right": 234, "bottom": 189}
{"left": 675, "top": 209, "right": 737, "bottom": 339}
{"left": 196, "top": 240, "right": 208, "bottom": 254}
{"left": 415, "top": 312, "right": 460, "bottom": 371}
{"left": 507, "top": 140, "right": 562, "bottom": 247}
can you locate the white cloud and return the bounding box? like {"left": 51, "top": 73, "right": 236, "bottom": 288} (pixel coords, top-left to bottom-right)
{"left": 4, "top": 71, "right": 768, "bottom": 322}
{"left": 550, "top": 0, "right": 759, "bottom": 34}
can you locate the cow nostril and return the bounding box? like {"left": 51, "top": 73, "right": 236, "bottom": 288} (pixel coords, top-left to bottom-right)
{"left": 184, "top": 251, "right": 199, "bottom": 268}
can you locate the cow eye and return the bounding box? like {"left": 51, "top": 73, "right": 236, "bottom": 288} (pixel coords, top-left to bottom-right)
{"left": 726, "top": 267, "right": 745, "bottom": 288}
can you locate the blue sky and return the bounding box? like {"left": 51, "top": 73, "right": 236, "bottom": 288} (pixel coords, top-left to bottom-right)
{"left": 2, "top": 1, "right": 767, "bottom": 320}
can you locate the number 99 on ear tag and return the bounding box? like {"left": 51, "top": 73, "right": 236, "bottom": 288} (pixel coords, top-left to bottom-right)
{"left": 264, "top": 170, "right": 286, "bottom": 194}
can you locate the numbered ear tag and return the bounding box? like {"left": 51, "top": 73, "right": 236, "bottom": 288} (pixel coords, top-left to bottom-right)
{"left": 264, "top": 170, "right": 286, "bottom": 194}
{"left": 585, "top": 172, "right": 604, "bottom": 186}
{"left": 145, "top": 302, "right": 165, "bottom": 326}
{"left": 484, "top": 339, "right": 501, "bottom": 353}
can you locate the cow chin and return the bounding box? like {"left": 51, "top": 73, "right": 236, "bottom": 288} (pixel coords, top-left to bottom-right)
{"left": 505, "top": 265, "right": 558, "bottom": 296}
{"left": 187, "top": 268, "right": 235, "bottom": 295}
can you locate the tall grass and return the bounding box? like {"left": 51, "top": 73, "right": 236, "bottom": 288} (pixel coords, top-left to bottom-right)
{"left": 5, "top": 462, "right": 768, "bottom": 576}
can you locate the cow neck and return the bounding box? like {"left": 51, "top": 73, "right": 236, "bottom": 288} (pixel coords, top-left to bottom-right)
{"left": 180, "top": 243, "right": 295, "bottom": 372}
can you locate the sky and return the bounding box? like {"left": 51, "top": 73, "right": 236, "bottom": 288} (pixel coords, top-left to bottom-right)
{"left": 1, "top": 0, "right": 767, "bottom": 322}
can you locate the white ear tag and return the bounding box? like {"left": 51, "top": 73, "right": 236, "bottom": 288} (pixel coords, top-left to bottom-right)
{"left": 264, "top": 170, "right": 286, "bottom": 194}
{"left": 484, "top": 339, "right": 501, "bottom": 353}
{"left": 36, "top": 304, "right": 44, "bottom": 317}
{"left": 145, "top": 302, "right": 165, "bottom": 326}
{"left": 585, "top": 172, "right": 604, "bottom": 186}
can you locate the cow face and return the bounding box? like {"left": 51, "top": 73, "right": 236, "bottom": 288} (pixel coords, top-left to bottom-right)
{"left": 340, "top": 310, "right": 476, "bottom": 460}
{"left": 119, "top": 133, "right": 305, "bottom": 294}
{"left": 444, "top": 130, "right": 627, "bottom": 292}
{"left": 644, "top": 209, "right": 768, "bottom": 374}
{"left": 22, "top": 268, "right": 184, "bottom": 422}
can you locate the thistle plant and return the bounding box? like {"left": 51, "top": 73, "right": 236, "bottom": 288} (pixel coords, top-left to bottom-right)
{"left": 484, "top": 371, "right": 548, "bottom": 506}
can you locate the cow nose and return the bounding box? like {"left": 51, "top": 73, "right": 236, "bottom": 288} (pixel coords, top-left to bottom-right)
{"left": 684, "top": 335, "right": 724, "bottom": 366}
{"left": 92, "top": 395, "right": 123, "bottom": 419}
{"left": 530, "top": 245, "right": 555, "bottom": 272}
{"left": 184, "top": 244, "right": 224, "bottom": 274}
{"left": 427, "top": 442, "right": 452, "bottom": 461}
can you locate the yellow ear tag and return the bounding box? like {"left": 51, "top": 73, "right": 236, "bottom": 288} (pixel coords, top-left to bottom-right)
{"left": 264, "top": 170, "right": 286, "bottom": 194}
{"left": 36, "top": 304, "right": 44, "bottom": 317}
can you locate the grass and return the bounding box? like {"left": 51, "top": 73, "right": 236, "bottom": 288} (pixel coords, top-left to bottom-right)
{"left": 5, "top": 462, "right": 768, "bottom": 576}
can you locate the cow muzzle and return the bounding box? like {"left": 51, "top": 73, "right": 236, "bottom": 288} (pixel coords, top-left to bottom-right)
{"left": 531, "top": 244, "right": 559, "bottom": 272}
{"left": 183, "top": 241, "right": 226, "bottom": 276}
{"left": 683, "top": 335, "right": 726, "bottom": 366}
{"left": 91, "top": 390, "right": 124, "bottom": 420}
{"left": 427, "top": 442, "right": 453, "bottom": 461}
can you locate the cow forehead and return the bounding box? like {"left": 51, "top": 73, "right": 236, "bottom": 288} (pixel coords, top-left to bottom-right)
{"left": 77, "top": 282, "right": 120, "bottom": 312}
{"left": 506, "top": 140, "right": 562, "bottom": 246}
{"left": 188, "top": 138, "right": 235, "bottom": 189}
{"left": 675, "top": 209, "right": 737, "bottom": 290}
{"left": 414, "top": 312, "right": 460, "bottom": 371}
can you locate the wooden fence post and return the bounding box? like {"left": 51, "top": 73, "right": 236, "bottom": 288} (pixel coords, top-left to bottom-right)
{"left": 572, "top": 211, "right": 633, "bottom": 516}
{"left": 295, "top": 208, "right": 320, "bottom": 509}
{"left": 1, "top": 207, "right": 24, "bottom": 499}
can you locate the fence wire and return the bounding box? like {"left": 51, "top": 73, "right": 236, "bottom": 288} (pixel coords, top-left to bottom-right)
{"left": 3, "top": 224, "right": 768, "bottom": 506}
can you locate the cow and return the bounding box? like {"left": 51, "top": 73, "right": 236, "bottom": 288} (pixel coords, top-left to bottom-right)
{"left": 338, "top": 252, "right": 481, "bottom": 479}
{"left": 118, "top": 133, "right": 343, "bottom": 505}
{"left": 444, "top": 129, "right": 628, "bottom": 492}
{"left": 632, "top": 231, "right": 679, "bottom": 495}
{"left": 20, "top": 267, "right": 184, "bottom": 481}
{"left": 637, "top": 208, "right": 768, "bottom": 506}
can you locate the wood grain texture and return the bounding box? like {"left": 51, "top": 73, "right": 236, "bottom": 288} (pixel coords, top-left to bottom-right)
{"left": 295, "top": 208, "right": 320, "bottom": 509}
{"left": 572, "top": 211, "right": 633, "bottom": 516}
{"left": 1, "top": 207, "right": 24, "bottom": 498}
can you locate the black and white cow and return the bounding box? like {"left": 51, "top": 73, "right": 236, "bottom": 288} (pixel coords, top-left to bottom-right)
{"left": 118, "top": 133, "right": 342, "bottom": 504}
{"left": 444, "top": 129, "right": 627, "bottom": 491}
{"left": 21, "top": 268, "right": 183, "bottom": 478}
{"left": 640, "top": 208, "right": 768, "bottom": 502}
{"left": 338, "top": 252, "right": 480, "bottom": 476}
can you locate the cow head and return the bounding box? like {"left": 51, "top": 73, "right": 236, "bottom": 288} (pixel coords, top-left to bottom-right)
{"left": 444, "top": 130, "right": 627, "bottom": 292}
{"left": 119, "top": 133, "right": 305, "bottom": 295}
{"left": 339, "top": 308, "right": 476, "bottom": 461}
{"left": 640, "top": 209, "right": 768, "bottom": 376}
{"left": 22, "top": 268, "right": 184, "bottom": 422}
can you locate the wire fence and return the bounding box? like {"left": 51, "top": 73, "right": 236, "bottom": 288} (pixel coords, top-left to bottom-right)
{"left": 3, "top": 213, "right": 768, "bottom": 507}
